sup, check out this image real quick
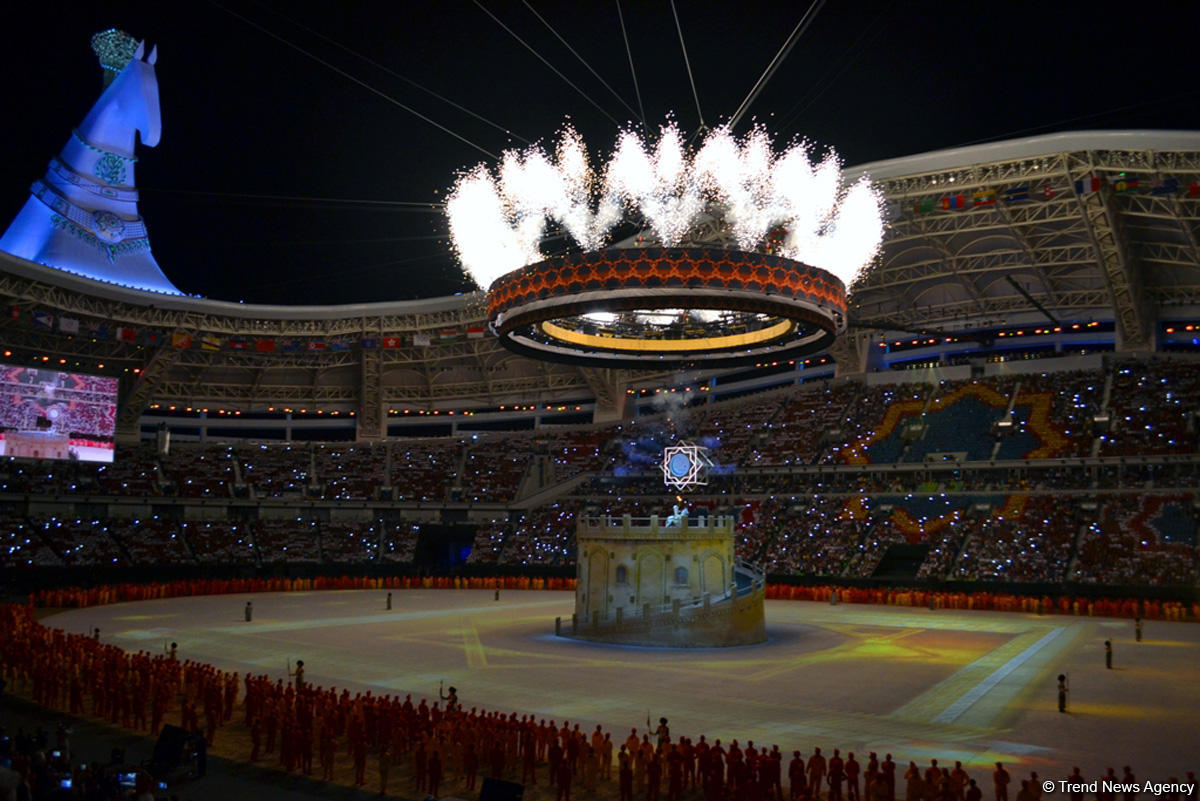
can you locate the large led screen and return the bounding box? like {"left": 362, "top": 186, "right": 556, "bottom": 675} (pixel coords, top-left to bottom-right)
{"left": 0, "top": 364, "right": 117, "bottom": 463}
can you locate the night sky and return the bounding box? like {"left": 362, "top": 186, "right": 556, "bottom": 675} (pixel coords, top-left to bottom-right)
{"left": 3, "top": 1, "right": 1199, "bottom": 306}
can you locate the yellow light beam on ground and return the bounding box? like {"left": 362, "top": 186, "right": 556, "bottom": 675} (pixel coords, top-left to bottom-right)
{"left": 457, "top": 618, "right": 489, "bottom": 669}
{"left": 891, "top": 625, "right": 1076, "bottom": 725}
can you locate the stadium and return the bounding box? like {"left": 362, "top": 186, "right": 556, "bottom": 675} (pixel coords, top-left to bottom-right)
{"left": 1, "top": 6, "right": 1198, "bottom": 801}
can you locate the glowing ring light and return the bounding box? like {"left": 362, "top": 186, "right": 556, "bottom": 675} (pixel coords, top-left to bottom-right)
{"left": 487, "top": 247, "right": 846, "bottom": 368}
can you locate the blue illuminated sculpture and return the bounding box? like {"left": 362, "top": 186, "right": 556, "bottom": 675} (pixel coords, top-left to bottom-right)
{"left": 0, "top": 30, "right": 181, "bottom": 294}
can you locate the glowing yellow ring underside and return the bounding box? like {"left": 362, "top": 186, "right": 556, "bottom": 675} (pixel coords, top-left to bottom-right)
{"left": 540, "top": 318, "right": 794, "bottom": 352}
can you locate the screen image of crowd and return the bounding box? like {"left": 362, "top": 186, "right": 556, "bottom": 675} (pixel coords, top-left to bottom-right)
{"left": 1, "top": 358, "right": 1196, "bottom": 588}
{"left": 0, "top": 365, "right": 118, "bottom": 464}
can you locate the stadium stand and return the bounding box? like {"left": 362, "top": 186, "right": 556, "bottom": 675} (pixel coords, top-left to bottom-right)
{"left": 0, "top": 364, "right": 1196, "bottom": 588}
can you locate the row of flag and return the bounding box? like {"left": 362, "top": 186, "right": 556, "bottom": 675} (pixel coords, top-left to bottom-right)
{"left": 12, "top": 307, "right": 488, "bottom": 351}
{"left": 910, "top": 175, "right": 1200, "bottom": 216}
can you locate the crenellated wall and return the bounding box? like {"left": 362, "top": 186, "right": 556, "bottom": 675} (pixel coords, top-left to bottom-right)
{"left": 569, "top": 514, "right": 766, "bottom": 647}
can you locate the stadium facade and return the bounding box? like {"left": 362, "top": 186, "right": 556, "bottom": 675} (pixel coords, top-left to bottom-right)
{"left": 2, "top": 125, "right": 1198, "bottom": 596}
{"left": 1, "top": 130, "right": 1198, "bottom": 442}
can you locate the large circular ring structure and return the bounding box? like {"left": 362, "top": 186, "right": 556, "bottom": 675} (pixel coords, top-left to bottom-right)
{"left": 487, "top": 247, "right": 847, "bottom": 369}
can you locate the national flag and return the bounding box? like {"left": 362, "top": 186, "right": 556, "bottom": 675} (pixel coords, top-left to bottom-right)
{"left": 1151, "top": 177, "right": 1178, "bottom": 196}
{"left": 1042, "top": 185, "right": 1056, "bottom": 200}
{"left": 1074, "top": 176, "right": 1101, "bottom": 195}
{"left": 1111, "top": 174, "right": 1139, "bottom": 193}
{"left": 115, "top": 326, "right": 137, "bottom": 342}
{"left": 466, "top": 325, "right": 485, "bottom": 339}
{"left": 972, "top": 189, "right": 997, "bottom": 207}
{"left": 438, "top": 328, "right": 459, "bottom": 342}
{"left": 1003, "top": 186, "right": 1030, "bottom": 203}
{"left": 280, "top": 339, "right": 303, "bottom": 353}
{"left": 228, "top": 339, "right": 250, "bottom": 350}
{"left": 360, "top": 337, "right": 379, "bottom": 350}
{"left": 330, "top": 338, "right": 352, "bottom": 351}
{"left": 86, "top": 322, "right": 109, "bottom": 339}
{"left": 382, "top": 336, "right": 403, "bottom": 349}
{"left": 141, "top": 330, "right": 162, "bottom": 347}
{"left": 10, "top": 306, "right": 20, "bottom": 321}
{"left": 912, "top": 197, "right": 935, "bottom": 215}
{"left": 33, "top": 311, "right": 54, "bottom": 329}
{"left": 940, "top": 194, "right": 966, "bottom": 211}
{"left": 58, "top": 316, "right": 79, "bottom": 334}
{"left": 306, "top": 340, "right": 327, "bottom": 351}
{"left": 255, "top": 338, "right": 275, "bottom": 353}
{"left": 170, "top": 332, "right": 192, "bottom": 348}
{"left": 200, "top": 335, "right": 222, "bottom": 351}
{"left": 412, "top": 333, "right": 431, "bottom": 347}
{"left": 1188, "top": 181, "right": 1200, "bottom": 199}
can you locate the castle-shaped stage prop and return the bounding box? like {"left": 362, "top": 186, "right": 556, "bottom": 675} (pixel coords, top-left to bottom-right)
{"left": 0, "top": 30, "right": 181, "bottom": 295}
{"left": 567, "top": 513, "right": 766, "bottom": 647}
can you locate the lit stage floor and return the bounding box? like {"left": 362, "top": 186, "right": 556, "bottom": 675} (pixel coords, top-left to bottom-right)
{"left": 47, "top": 590, "right": 1200, "bottom": 782}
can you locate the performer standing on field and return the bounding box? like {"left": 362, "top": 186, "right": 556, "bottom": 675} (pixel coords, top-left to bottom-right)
{"left": 439, "top": 682, "right": 458, "bottom": 713}
{"left": 993, "top": 763, "right": 1010, "bottom": 801}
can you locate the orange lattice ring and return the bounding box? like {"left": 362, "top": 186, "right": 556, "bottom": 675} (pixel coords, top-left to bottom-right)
{"left": 486, "top": 247, "right": 847, "bottom": 368}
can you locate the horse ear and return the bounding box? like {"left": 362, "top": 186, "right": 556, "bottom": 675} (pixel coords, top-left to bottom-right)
{"left": 134, "top": 40, "right": 145, "bottom": 60}
{"left": 147, "top": 45, "right": 158, "bottom": 66}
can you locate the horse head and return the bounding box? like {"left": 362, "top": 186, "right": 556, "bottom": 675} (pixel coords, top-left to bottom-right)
{"left": 79, "top": 40, "right": 161, "bottom": 151}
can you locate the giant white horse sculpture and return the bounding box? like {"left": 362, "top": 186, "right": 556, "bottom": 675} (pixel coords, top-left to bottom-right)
{"left": 0, "top": 37, "right": 181, "bottom": 295}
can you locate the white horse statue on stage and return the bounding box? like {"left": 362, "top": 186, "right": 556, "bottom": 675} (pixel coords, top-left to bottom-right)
{"left": 0, "top": 33, "right": 181, "bottom": 295}
{"left": 665, "top": 503, "right": 689, "bottom": 527}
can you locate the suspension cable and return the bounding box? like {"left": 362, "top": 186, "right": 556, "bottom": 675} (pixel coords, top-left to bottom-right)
{"left": 615, "top": 0, "right": 647, "bottom": 132}
{"left": 209, "top": 1, "right": 498, "bottom": 159}
{"left": 729, "top": 0, "right": 826, "bottom": 131}
{"left": 473, "top": 0, "right": 621, "bottom": 126}
{"left": 668, "top": 0, "right": 705, "bottom": 130}
{"left": 521, "top": 1, "right": 641, "bottom": 122}
{"left": 256, "top": 2, "right": 531, "bottom": 144}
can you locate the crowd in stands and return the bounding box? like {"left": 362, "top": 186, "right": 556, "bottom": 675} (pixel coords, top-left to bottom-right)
{"left": 253, "top": 519, "right": 322, "bottom": 564}
{"left": 390, "top": 439, "right": 462, "bottom": 502}
{"left": 238, "top": 444, "right": 312, "bottom": 499}
{"left": 109, "top": 517, "right": 191, "bottom": 565}
{"left": 728, "top": 491, "right": 1197, "bottom": 587}
{"left": 1033, "top": 369, "right": 1104, "bottom": 457}
{"left": 1072, "top": 494, "right": 1198, "bottom": 586}
{"left": 1, "top": 361, "right": 1197, "bottom": 502}
{"left": 1100, "top": 361, "right": 1200, "bottom": 456}
{"left": 158, "top": 445, "right": 236, "bottom": 498}
{"left": 2, "top": 486, "right": 1194, "bottom": 586}
{"left": 0, "top": 360, "right": 1197, "bottom": 587}
{"left": 468, "top": 505, "right": 579, "bottom": 566}
{"left": 461, "top": 438, "right": 535, "bottom": 503}
{"left": 320, "top": 521, "right": 383, "bottom": 563}
{"left": 0, "top": 489, "right": 1194, "bottom": 587}
{"left": 0, "top": 516, "right": 424, "bottom": 569}
{"left": 950, "top": 498, "right": 1081, "bottom": 582}
{"left": 315, "top": 443, "right": 386, "bottom": 501}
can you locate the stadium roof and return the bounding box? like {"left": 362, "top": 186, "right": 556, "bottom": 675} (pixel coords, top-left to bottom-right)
{"left": 847, "top": 130, "right": 1200, "bottom": 353}
{"left": 3, "top": 130, "right": 1199, "bottom": 428}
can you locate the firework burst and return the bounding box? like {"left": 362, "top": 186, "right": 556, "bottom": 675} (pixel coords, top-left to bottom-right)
{"left": 446, "top": 121, "right": 883, "bottom": 291}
